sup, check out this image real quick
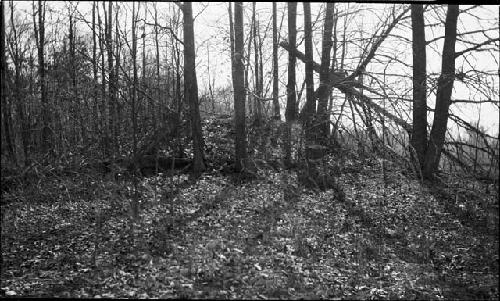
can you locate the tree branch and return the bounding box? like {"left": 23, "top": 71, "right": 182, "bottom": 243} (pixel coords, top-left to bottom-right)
{"left": 454, "top": 37, "right": 499, "bottom": 58}
{"left": 280, "top": 40, "right": 411, "bottom": 132}
{"left": 344, "top": 5, "right": 410, "bottom": 82}
{"left": 144, "top": 21, "right": 184, "bottom": 45}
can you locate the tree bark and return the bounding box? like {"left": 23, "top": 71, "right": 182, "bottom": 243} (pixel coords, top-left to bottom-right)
{"left": 302, "top": 2, "right": 315, "bottom": 126}
{"left": 183, "top": 2, "right": 206, "bottom": 175}
{"left": 114, "top": 6, "right": 121, "bottom": 147}
{"left": 285, "top": 2, "right": 297, "bottom": 122}
{"left": 245, "top": 4, "right": 254, "bottom": 117}
{"left": 316, "top": 3, "right": 335, "bottom": 144}
{"left": 92, "top": 1, "right": 99, "bottom": 142}
{"left": 132, "top": 2, "right": 138, "bottom": 156}
{"left": 228, "top": 2, "right": 235, "bottom": 81}
{"left": 1, "top": 0, "right": 16, "bottom": 164}
{"left": 272, "top": 2, "right": 280, "bottom": 120}
{"left": 37, "top": 0, "right": 51, "bottom": 153}
{"left": 106, "top": 1, "right": 116, "bottom": 157}
{"left": 253, "top": 2, "right": 262, "bottom": 124}
{"left": 142, "top": 5, "right": 148, "bottom": 129}
{"left": 411, "top": 4, "right": 428, "bottom": 170}
{"left": 284, "top": 2, "right": 297, "bottom": 169}
{"left": 233, "top": 2, "right": 247, "bottom": 172}
{"left": 98, "top": 9, "right": 109, "bottom": 157}
{"left": 423, "top": 5, "right": 459, "bottom": 178}
{"left": 10, "top": 1, "right": 29, "bottom": 165}
{"left": 154, "top": 3, "right": 161, "bottom": 130}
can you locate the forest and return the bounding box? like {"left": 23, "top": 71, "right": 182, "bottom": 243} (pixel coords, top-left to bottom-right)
{"left": 1, "top": 1, "right": 499, "bottom": 299}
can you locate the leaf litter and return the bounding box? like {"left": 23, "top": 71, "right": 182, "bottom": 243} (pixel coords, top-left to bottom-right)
{"left": 1, "top": 147, "right": 498, "bottom": 299}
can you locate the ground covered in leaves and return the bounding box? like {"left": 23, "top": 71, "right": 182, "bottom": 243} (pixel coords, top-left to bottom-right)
{"left": 1, "top": 118, "right": 498, "bottom": 299}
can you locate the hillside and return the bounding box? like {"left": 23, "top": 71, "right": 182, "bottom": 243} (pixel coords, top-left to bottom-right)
{"left": 2, "top": 117, "right": 498, "bottom": 299}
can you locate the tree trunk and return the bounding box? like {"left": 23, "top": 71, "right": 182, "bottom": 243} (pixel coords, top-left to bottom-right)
{"left": 228, "top": 2, "right": 235, "bottom": 81}
{"left": 284, "top": 2, "right": 297, "bottom": 169}
{"left": 258, "top": 27, "right": 263, "bottom": 117}
{"left": 92, "top": 2, "right": 99, "bottom": 143}
{"left": 98, "top": 10, "right": 109, "bottom": 157}
{"left": 114, "top": 7, "right": 121, "bottom": 150}
{"left": 301, "top": 1, "right": 325, "bottom": 186}
{"left": 253, "top": 2, "right": 262, "bottom": 124}
{"left": 302, "top": 1, "right": 319, "bottom": 166}
{"left": 132, "top": 2, "right": 138, "bottom": 157}
{"left": 411, "top": 4, "right": 428, "bottom": 171}
{"left": 106, "top": 1, "right": 116, "bottom": 157}
{"left": 423, "top": 5, "right": 459, "bottom": 179}
{"left": 154, "top": 3, "right": 161, "bottom": 131}
{"left": 285, "top": 2, "right": 297, "bottom": 123}
{"left": 302, "top": 2, "right": 315, "bottom": 126}
{"left": 37, "top": 0, "right": 51, "bottom": 153}
{"left": 183, "top": 2, "right": 206, "bottom": 175}
{"left": 272, "top": 2, "right": 280, "bottom": 120}
{"left": 10, "top": 2, "right": 29, "bottom": 165}
{"left": 142, "top": 5, "right": 148, "bottom": 129}
{"left": 175, "top": 44, "right": 183, "bottom": 157}
{"left": 11, "top": 2, "right": 30, "bottom": 165}
{"left": 1, "top": 1, "right": 16, "bottom": 165}
{"left": 233, "top": 2, "right": 247, "bottom": 172}
{"left": 316, "top": 3, "right": 335, "bottom": 145}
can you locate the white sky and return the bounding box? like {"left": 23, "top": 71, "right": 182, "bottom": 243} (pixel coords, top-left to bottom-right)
{"left": 6, "top": 2, "right": 500, "bottom": 136}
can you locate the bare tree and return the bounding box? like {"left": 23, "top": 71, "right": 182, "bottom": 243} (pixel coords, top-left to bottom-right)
{"left": 34, "top": 0, "right": 51, "bottom": 153}
{"left": 98, "top": 6, "right": 109, "bottom": 157}
{"left": 7, "top": 1, "right": 29, "bottom": 165}
{"left": 131, "top": 2, "right": 138, "bottom": 157}
{"left": 302, "top": 2, "right": 315, "bottom": 126}
{"left": 423, "top": 5, "right": 460, "bottom": 178}
{"left": 316, "top": 3, "right": 335, "bottom": 145}
{"left": 92, "top": 1, "right": 99, "bottom": 141}
{"left": 1, "top": 0, "right": 16, "bottom": 164}
{"left": 272, "top": 2, "right": 280, "bottom": 120}
{"left": 285, "top": 2, "right": 297, "bottom": 123}
{"left": 232, "top": 2, "right": 247, "bottom": 172}
{"left": 411, "top": 4, "right": 427, "bottom": 172}
{"left": 106, "top": 1, "right": 117, "bottom": 157}
{"left": 284, "top": 2, "right": 297, "bottom": 168}
{"left": 153, "top": 3, "right": 161, "bottom": 128}
{"left": 252, "top": 2, "right": 262, "bottom": 124}
{"left": 228, "top": 2, "right": 235, "bottom": 81}
{"left": 183, "top": 2, "right": 206, "bottom": 175}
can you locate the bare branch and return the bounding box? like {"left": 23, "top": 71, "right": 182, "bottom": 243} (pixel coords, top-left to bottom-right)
{"left": 279, "top": 40, "right": 411, "bottom": 132}
{"left": 344, "top": 5, "right": 410, "bottom": 82}
{"left": 144, "top": 21, "right": 184, "bottom": 45}
{"left": 454, "top": 37, "right": 500, "bottom": 58}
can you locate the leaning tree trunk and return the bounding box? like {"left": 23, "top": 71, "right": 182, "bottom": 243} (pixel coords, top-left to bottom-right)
{"left": 423, "top": 5, "right": 459, "bottom": 179}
